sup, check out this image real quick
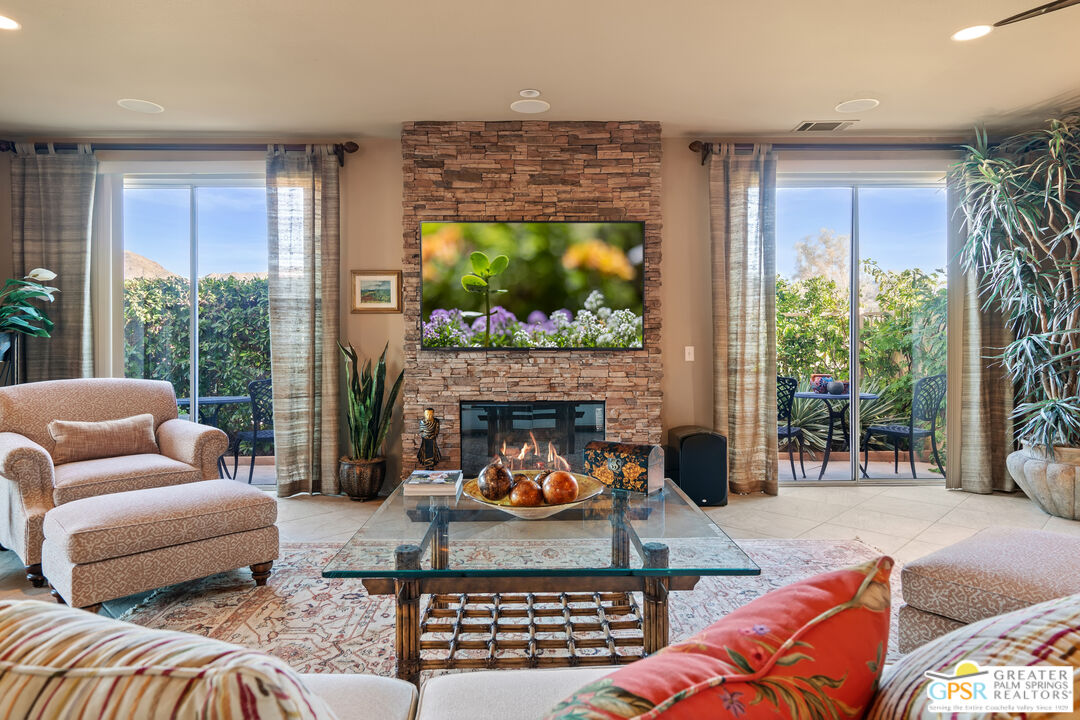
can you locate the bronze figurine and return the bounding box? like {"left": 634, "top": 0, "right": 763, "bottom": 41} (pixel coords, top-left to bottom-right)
{"left": 418, "top": 407, "right": 442, "bottom": 469}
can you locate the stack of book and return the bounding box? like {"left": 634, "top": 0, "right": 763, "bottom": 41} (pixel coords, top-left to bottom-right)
{"left": 402, "top": 469, "right": 463, "bottom": 496}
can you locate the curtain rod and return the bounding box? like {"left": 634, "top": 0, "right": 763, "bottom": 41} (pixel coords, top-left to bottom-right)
{"left": 687, "top": 140, "right": 965, "bottom": 165}
{"left": 0, "top": 140, "right": 360, "bottom": 166}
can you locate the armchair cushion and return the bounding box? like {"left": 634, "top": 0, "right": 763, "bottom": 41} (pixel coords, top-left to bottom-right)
{"left": 52, "top": 454, "right": 200, "bottom": 505}
{"left": 157, "top": 418, "right": 230, "bottom": 480}
{"left": 48, "top": 413, "right": 158, "bottom": 464}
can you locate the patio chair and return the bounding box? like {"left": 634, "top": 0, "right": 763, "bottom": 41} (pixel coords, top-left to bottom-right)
{"left": 777, "top": 376, "right": 806, "bottom": 480}
{"left": 233, "top": 378, "right": 274, "bottom": 484}
{"left": 861, "top": 373, "right": 946, "bottom": 479}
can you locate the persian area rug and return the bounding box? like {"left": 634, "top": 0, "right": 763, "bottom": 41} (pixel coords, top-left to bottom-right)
{"left": 119, "top": 539, "right": 904, "bottom": 677}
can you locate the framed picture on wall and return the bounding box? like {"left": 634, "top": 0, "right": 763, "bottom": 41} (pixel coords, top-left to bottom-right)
{"left": 350, "top": 270, "right": 402, "bottom": 313}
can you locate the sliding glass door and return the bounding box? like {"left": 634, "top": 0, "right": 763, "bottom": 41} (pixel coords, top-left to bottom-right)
{"left": 776, "top": 179, "right": 948, "bottom": 484}
{"left": 122, "top": 177, "right": 268, "bottom": 433}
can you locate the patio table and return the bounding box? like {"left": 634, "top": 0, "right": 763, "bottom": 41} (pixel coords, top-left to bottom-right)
{"left": 794, "top": 391, "right": 880, "bottom": 480}
{"left": 176, "top": 395, "right": 251, "bottom": 478}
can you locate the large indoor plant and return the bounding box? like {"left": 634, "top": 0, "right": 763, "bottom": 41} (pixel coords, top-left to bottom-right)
{"left": 954, "top": 117, "right": 1080, "bottom": 518}
{"left": 338, "top": 341, "right": 404, "bottom": 500}
{"left": 0, "top": 268, "right": 59, "bottom": 363}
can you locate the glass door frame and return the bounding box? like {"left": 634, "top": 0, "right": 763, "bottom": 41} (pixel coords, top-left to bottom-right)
{"left": 120, "top": 173, "right": 264, "bottom": 422}
{"left": 776, "top": 172, "right": 948, "bottom": 486}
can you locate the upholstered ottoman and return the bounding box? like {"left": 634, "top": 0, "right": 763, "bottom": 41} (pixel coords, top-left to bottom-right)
{"left": 898, "top": 526, "right": 1080, "bottom": 652}
{"left": 42, "top": 479, "right": 278, "bottom": 611}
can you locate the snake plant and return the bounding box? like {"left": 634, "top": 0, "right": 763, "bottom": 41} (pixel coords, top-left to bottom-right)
{"left": 339, "top": 341, "right": 404, "bottom": 460}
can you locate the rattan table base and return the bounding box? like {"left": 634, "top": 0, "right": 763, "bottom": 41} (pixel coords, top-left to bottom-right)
{"left": 417, "top": 591, "right": 646, "bottom": 672}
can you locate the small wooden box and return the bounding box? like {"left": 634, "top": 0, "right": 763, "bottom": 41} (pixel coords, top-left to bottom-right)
{"left": 583, "top": 441, "right": 664, "bottom": 495}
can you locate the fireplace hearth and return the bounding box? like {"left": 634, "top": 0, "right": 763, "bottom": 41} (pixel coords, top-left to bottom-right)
{"left": 459, "top": 401, "right": 605, "bottom": 478}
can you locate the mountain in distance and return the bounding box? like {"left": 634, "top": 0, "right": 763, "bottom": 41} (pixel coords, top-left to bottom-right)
{"left": 125, "top": 251, "right": 176, "bottom": 279}
{"left": 124, "top": 252, "right": 267, "bottom": 280}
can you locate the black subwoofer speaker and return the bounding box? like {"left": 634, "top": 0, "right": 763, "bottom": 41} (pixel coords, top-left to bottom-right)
{"left": 665, "top": 425, "right": 728, "bottom": 507}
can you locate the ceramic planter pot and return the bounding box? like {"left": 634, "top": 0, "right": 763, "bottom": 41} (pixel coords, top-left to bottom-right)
{"left": 338, "top": 457, "right": 386, "bottom": 501}
{"left": 1006, "top": 443, "right": 1080, "bottom": 520}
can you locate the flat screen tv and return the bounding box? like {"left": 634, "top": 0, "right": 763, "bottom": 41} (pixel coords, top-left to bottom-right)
{"left": 421, "top": 221, "right": 645, "bottom": 350}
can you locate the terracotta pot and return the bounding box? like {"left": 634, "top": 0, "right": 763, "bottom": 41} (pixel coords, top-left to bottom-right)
{"left": 338, "top": 457, "right": 386, "bottom": 501}
{"left": 1006, "top": 443, "right": 1080, "bottom": 520}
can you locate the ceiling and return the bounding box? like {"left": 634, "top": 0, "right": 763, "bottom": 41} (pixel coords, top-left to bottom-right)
{"left": 1, "top": 0, "right": 1078, "bottom": 139}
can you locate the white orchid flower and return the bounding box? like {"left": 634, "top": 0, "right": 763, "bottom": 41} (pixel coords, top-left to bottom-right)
{"left": 25, "top": 268, "right": 57, "bottom": 282}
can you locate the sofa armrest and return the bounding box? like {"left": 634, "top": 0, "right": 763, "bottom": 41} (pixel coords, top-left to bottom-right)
{"left": 157, "top": 419, "right": 229, "bottom": 480}
{"left": 0, "top": 432, "right": 56, "bottom": 564}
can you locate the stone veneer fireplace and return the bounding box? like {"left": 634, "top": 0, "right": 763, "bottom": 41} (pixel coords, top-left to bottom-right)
{"left": 401, "top": 121, "right": 663, "bottom": 477}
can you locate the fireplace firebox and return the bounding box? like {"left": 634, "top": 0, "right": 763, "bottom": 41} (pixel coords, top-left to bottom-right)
{"left": 459, "top": 401, "right": 605, "bottom": 478}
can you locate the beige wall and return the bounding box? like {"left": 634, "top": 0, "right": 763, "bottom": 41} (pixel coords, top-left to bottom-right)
{"left": 340, "top": 138, "right": 406, "bottom": 483}
{"left": 658, "top": 137, "right": 713, "bottom": 437}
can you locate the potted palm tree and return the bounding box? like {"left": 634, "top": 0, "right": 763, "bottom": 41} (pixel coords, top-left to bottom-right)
{"left": 338, "top": 342, "right": 404, "bottom": 501}
{"left": 0, "top": 268, "right": 59, "bottom": 364}
{"left": 954, "top": 116, "right": 1080, "bottom": 518}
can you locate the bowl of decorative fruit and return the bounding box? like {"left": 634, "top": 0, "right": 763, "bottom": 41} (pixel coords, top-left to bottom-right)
{"left": 462, "top": 460, "right": 605, "bottom": 519}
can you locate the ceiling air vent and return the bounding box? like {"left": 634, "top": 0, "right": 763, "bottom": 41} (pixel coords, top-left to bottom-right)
{"left": 792, "top": 120, "right": 859, "bottom": 132}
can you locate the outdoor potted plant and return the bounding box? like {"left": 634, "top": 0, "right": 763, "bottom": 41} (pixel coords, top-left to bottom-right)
{"left": 954, "top": 116, "right": 1080, "bottom": 518}
{"left": 338, "top": 341, "right": 404, "bottom": 501}
{"left": 0, "top": 268, "right": 59, "bottom": 363}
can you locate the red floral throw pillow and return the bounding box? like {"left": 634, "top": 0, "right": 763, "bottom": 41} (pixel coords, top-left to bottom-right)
{"left": 545, "top": 556, "right": 893, "bottom": 720}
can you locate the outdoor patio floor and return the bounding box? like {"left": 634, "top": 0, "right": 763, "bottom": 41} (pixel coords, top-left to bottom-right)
{"left": 781, "top": 457, "right": 940, "bottom": 482}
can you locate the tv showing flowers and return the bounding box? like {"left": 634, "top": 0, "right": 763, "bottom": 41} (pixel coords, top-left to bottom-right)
{"left": 421, "top": 222, "right": 645, "bottom": 349}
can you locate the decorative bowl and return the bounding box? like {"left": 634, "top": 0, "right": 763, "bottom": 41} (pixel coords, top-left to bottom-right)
{"left": 462, "top": 470, "right": 605, "bottom": 520}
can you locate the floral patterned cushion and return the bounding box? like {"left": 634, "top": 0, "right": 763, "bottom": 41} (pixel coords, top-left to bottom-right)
{"left": 544, "top": 556, "right": 893, "bottom": 720}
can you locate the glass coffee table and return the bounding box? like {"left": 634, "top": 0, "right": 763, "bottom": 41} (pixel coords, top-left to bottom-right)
{"left": 324, "top": 479, "right": 759, "bottom": 683}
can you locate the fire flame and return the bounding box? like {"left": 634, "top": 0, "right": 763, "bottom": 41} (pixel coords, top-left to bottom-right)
{"left": 493, "top": 435, "right": 571, "bottom": 471}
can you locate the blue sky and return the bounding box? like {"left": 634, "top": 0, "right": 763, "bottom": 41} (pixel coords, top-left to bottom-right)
{"left": 124, "top": 187, "right": 268, "bottom": 276}
{"left": 776, "top": 186, "right": 947, "bottom": 278}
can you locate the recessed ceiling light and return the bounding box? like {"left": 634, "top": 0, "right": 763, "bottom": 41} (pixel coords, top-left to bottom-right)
{"left": 951, "top": 25, "right": 992, "bottom": 41}
{"left": 519, "top": 89, "right": 541, "bottom": 98}
{"left": 510, "top": 99, "right": 550, "bottom": 114}
{"left": 117, "top": 98, "right": 165, "bottom": 114}
{"left": 835, "top": 98, "right": 880, "bottom": 113}
{"left": 0, "top": 14, "right": 20, "bottom": 30}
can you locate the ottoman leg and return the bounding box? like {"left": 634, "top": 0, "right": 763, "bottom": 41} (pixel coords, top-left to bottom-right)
{"left": 51, "top": 588, "right": 66, "bottom": 605}
{"left": 81, "top": 604, "right": 102, "bottom": 614}
{"left": 251, "top": 561, "right": 273, "bottom": 587}
{"left": 26, "top": 564, "right": 45, "bottom": 588}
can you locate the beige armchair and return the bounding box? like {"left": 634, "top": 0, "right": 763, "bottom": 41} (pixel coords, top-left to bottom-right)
{"left": 0, "top": 379, "right": 227, "bottom": 586}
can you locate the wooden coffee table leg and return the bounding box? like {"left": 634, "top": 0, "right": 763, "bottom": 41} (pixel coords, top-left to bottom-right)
{"left": 395, "top": 544, "right": 422, "bottom": 684}
{"left": 642, "top": 542, "right": 670, "bottom": 654}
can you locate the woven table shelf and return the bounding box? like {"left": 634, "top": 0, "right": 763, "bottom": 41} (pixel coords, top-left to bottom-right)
{"left": 417, "top": 591, "right": 646, "bottom": 671}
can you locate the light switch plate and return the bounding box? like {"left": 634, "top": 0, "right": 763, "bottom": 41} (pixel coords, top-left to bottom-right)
{"left": 684, "top": 346, "right": 695, "bottom": 362}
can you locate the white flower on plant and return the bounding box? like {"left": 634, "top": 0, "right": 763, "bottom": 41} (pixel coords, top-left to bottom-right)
{"left": 26, "top": 268, "right": 57, "bottom": 282}
{"left": 583, "top": 290, "right": 605, "bottom": 313}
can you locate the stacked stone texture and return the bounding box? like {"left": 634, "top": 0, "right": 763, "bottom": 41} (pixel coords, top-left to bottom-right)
{"left": 401, "top": 121, "right": 663, "bottom": 476}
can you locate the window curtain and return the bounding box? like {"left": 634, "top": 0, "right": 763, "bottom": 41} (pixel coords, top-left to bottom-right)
{"left": 944, "top": 181, "right": 1016, "bottom": 493}
{"left": 10, "top": 144, "right": 97, "bottom": 381}
{"left": 709, "top": 144, "right": 779, "bottom": 495}
{"left": 266, "top": 146, "right": 341, "bottom": 497}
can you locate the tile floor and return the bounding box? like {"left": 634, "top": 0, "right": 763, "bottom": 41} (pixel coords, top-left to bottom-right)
{"left": 707, "top": 483, "right": 1080, "bottom": 566}
{"left": 1, "top": 483, "right": 1075, "bottom": 616}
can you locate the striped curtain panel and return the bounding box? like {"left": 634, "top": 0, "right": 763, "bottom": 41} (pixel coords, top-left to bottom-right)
{"left": 266, "top": 146, "right": 341, "bottom": 497}
{"left": 10, "top": 144, "right": 97, "bottom": 381}
{"left": 708, "top": 145, "right": 779, "bottom": 495}
{"left": 945, "top": 182, "right": 1016, "bottom": 493}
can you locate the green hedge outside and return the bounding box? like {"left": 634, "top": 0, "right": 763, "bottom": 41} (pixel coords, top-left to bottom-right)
{"left": 124, "top": 276, "right": 271, "bottom": 438}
